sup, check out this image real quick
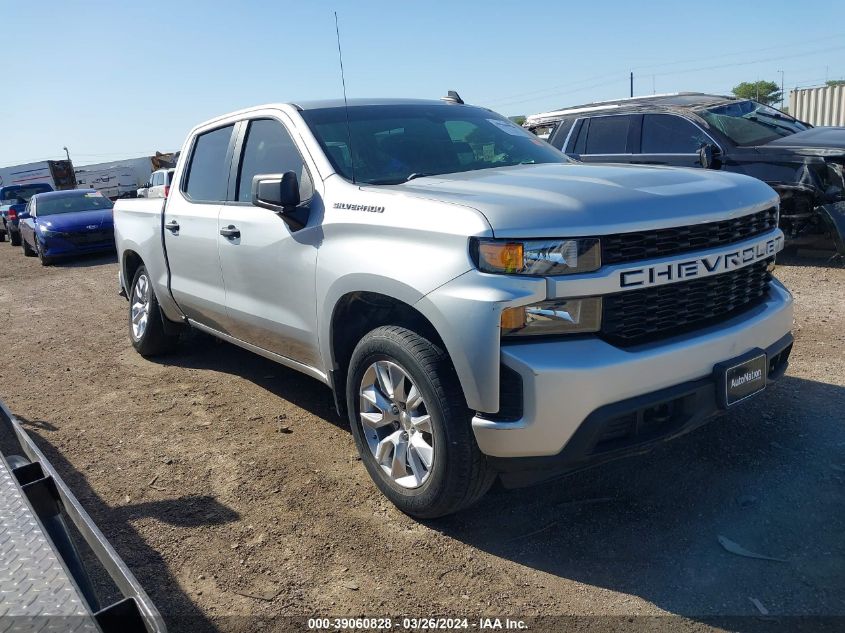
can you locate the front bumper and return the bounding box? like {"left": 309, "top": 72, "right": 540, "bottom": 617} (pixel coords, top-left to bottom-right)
{"left": 41, "top": 235, "right": 115, "bottom": 257}
{"left": 472, "top": 279, "right": 793, "bottom": 466}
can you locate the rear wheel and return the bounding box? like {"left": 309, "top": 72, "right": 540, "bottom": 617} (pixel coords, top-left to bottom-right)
{"left": 0, "top": 229, "right": 6, "bottom": 242}
{"left": 129, "top": 265, "right": 179, "bottom": 356}
{"left": 9, "top": 230, "right": 20, "bottom": 246}
{"left": 346, "top": 326, "right": 494, "bottom": 519}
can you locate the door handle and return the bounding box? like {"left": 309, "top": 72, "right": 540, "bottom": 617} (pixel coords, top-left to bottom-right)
{"left": 165, "top": 219, "right": 180, "bottom": 232}
{"left": 220, "top": 225, "right": 240, "bottom": 239}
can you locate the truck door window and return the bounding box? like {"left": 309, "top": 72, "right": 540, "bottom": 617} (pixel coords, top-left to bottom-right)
{"left": 236, "top": 119, "right": 312, "bottom": 202}
{"left": 584, "top": 115, "right": 632, "bottom": 154}
{"left": 641, "top": 114, "right": 709, "bottom": 154}
{"left": 183, "top": 124, "right": 235, "bottom": 202}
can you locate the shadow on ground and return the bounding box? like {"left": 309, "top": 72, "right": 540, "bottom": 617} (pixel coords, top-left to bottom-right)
{"left": 154, "top": 330, "right": 343, "bottom": 429}
{"left": 437, "top": 375, "right": 845, "bottom": 624}
{"left": 155, "top": 331, "right": 845, "bottom": 624}
{"left": 21, "top": 424, "right": 240, "bottom": 632}
{"left": 49, "top": 251, "right": 118, "bottom": 268}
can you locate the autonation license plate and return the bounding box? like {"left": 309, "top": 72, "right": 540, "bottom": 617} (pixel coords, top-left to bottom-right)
{"left": 715, "top": 352, "right": 767, "bottom": 408}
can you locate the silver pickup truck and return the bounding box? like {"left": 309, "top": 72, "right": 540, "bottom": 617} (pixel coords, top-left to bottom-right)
{"left": 114, "top": 97, "right": 794, "bottom": 518}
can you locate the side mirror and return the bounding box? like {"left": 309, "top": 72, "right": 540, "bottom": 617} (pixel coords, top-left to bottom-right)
{"left": 699, "top": 143, "right": 721, "bottom": 169}
{"left": 17, "top": 211, "right": 30, "bottom": 220}
{"left": 252, "top": 171, "right": 308, "bottom": 231}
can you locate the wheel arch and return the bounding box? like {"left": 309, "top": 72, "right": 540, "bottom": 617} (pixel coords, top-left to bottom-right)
{"left": 121, "top": 249, "right": 144, "bottom": 295}
{"left": 327, "top": 289, "right": 457, "bottom": 416}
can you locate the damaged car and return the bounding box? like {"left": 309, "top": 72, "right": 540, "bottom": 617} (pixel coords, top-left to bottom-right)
{"left": 526, "top": 93, "right": 845, "bottom": 255}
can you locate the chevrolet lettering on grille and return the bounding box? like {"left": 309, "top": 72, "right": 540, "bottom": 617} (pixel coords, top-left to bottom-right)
{"left": 618, "top": 234, "right": 784, "bottom": 289}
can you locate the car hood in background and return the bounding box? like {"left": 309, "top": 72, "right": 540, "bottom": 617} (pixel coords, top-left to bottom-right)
{"left": 388, "top": 163, "right": 778, "bottom": 238}
{"left": 39, "top": 209, "right": 113, "bottom": 233}
{"left": 762, "top": 127, "right": 845, "bottom": 151}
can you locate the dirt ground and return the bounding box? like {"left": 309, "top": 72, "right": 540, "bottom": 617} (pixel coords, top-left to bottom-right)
{"left": 0, "top": 241, "right": 843, "bottom": 632}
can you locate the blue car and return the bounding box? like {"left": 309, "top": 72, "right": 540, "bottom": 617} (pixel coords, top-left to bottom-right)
{"left": 0, "top": 183, "right": 53, "bottom": 245}
{"left": 19, "top": 189, "right": 115, "bottom": 265}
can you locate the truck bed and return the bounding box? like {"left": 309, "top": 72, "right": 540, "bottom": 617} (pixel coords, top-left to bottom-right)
{"left": 113, "top": 197, "right": 168, "bottom": 297}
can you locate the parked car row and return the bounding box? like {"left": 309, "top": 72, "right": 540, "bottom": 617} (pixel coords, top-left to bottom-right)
{"left": 2, "top": 188, "right": 115, "bottom": 265}
{"left": 524, "top": 92, "right": 845, "bottom": 256}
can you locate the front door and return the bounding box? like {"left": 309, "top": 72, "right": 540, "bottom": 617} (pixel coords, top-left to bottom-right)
{"left": 217, "top": 117, "right": 321, "bottom": 367}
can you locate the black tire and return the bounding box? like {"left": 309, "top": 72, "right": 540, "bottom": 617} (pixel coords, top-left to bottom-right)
{"left": 0, "top": 230, "right": 6, "bottom": 242}
{"left": 9, "top": 230, "right": 21, "bottom": 246}
{"left": 129, "top": 265, "right": 179, "bottom": 356}
{"left": 21, "top": 236, "right": 35, "bottom": 257}
{"left": 346, "top": 325, "right": 494, "bottom": 519}
{"left": 35, "top": 240, "right": 52, "bottom": 266}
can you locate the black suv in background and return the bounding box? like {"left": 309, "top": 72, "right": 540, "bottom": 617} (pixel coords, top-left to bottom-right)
{"left": 526, "top": 93, "right": 845, "bottom": 255}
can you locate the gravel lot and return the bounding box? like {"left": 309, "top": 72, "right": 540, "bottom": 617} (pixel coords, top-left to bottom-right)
{"left": 0, "top": 241, "right": 842, "bottom": 632}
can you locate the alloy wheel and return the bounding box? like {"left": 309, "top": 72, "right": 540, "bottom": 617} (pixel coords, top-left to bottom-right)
{"left": 359, "top": 360, "right": 435, "bottom": 489}
{"left": 131, "top": 273, "right": 152, "bottom": 341}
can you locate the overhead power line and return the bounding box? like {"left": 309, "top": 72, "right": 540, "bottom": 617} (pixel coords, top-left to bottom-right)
{"left": 489, "top": 42, "right": 845, "bottom": 110}
{"left": 485, "top": 35, "right": 845, "bottom": 109}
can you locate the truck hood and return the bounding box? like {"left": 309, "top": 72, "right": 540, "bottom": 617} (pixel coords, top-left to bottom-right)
{"left": 38, "top": 209, "right": 113, "bottom": 233}
{"left": 393, "top": 163, "right": 778, "bottom": 238}
{"left": 762, "top": 127, "right": 845, "bottom": 151}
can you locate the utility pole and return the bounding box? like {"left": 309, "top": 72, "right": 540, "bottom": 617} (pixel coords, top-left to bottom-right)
{"left": 778, "top": 70, "right": 784, "bottom": 110}
{"left": 630, "top": 71, "right": 633, "bottom": 98}
{"left": 63, "top": 146, "right": 71, "bottom": 162}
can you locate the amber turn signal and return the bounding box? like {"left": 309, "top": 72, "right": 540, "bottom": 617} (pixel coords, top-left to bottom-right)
{"left": 478, "top": 242, "right": 524, "bottom": 274}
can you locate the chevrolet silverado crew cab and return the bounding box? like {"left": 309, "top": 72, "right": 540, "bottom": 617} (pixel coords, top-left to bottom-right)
{"left": 113, "top": 97, "right": 794, "bottom": 518}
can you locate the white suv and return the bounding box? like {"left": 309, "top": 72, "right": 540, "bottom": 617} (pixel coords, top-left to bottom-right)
{"left": 137, "top": 168, "right": 174, "bottom": 199}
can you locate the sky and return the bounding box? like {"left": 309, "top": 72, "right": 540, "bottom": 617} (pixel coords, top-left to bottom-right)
{"left": 2, "top": 0, "right": 844, "bottom": 168}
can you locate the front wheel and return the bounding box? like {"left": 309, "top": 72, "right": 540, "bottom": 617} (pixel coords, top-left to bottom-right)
{"left": 34, "top": 239, "right": 52, "bottom": 265}
{"left": 22, "top": 236, "right": 35, "bottom": 257}
{"left": 129, "top": 265, "right": 179, "bottom": 356}
{"left": 346, "top": 326, "right": 494, "bottom": 519}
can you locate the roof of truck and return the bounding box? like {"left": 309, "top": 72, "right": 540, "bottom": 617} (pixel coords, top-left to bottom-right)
{"left": 291, "top": 97, "right": 471, "bottom": 110}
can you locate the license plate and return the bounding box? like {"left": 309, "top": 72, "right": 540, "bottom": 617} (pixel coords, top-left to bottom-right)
{"left": 715, "top": 351, "right": 767, "bottom": 408}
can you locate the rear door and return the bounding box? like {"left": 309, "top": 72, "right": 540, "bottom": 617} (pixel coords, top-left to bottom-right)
{"left": 568, "top": 114, "right": 639, "bottom": 164}
{"left": 164, "top": 123, "right": 236, "bottom": 330}
{"left": 217, "top": 116, "right": 321, "bottom": 366}
{"left": 630, "top": 114, "right": 714, "bottom": 168}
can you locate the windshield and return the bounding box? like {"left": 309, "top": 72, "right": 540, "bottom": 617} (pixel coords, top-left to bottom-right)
{"left": 1, "top": 185, "right": 51, "bottom": 203}
{"left": 301, "top": 104, "right": 567, "bottom": 185}
{"left": 37, "top": 192, "right": 113, "bottom": 216}
{"left": 698, "top": 100, "right": 809, "bottom": 146}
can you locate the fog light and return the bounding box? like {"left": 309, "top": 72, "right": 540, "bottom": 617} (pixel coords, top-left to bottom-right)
{"left": 502, "top": 297, "right": 602, "bottom": 337}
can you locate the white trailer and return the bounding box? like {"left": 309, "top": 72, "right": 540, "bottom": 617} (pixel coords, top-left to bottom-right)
{"left": 0, "top": 160, "right": 77, "bottom": 190}
{"left": 74, "top": 166, "right": 139, "bottom": 198}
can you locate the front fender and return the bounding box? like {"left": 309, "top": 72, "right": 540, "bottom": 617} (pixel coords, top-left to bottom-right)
{"left": 415, "top": 270, "right": 546, "bottom": 413}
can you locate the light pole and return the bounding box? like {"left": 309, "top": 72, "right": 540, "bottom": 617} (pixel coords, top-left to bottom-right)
{"left": 63, "top": 146, "right": 71, "bottom": 162}
{"left": 778, "top": 70, "right": 785, "bottom": 111}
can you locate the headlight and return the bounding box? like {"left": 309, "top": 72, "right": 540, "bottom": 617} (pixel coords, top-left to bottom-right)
{"left": 473, "top": 237, "right": 601, "bottom": 275}
{"left": 501, "top": 297, "right": 602, "bottom": 337}
{"left": 38, "top": 225, "right": 59, "bottom": 237}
